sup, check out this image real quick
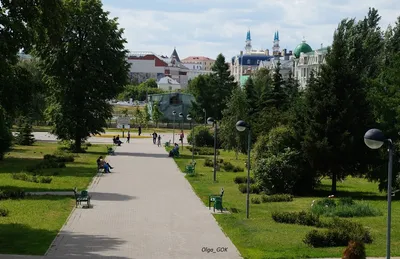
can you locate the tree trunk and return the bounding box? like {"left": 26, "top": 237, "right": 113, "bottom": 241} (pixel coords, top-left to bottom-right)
{"left": 74, "top": 135, "right": 82, "bottom": 153}
{"left": 331, "top": 172, "right": 337, "bottom": 194}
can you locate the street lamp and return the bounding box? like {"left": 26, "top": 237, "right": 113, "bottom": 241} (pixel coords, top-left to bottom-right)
{"left": 364, "top": 128, "right": 393, "bottom": 259}
{"left": 172, "top": 110, "right": 176, "bottom": 144}
{"left": 179, "top": 112, "right": 184, "bottom": 148}
{"left": 207, "top": 117, "right": 217, "bottom": 182}
{"left": 236, "top": 120, "right": 251, "bottom": 219}
{"left": 203, "top": 108, "right": 207, "bottom": 126}
{"left": 187, "top": 114, "right": 194, "bottom": 162}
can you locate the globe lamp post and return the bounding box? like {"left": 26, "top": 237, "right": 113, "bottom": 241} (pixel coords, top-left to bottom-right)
{"left": 207, "top": 117, "right": 217, "bottom": 182}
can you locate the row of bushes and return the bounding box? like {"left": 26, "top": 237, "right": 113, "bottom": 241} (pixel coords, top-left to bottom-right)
{"left": 272, "top": 211, "right": 373, "bottom": 247}
{"left": 311, "top": 198, "right": 382, "bottom": 218}
{"left": 12, "top": 172, "right": 53, "bottom": 184}
{"left": 0, "top": 189, "right": 25, "bottom": 200}
{"left": 204, "top": 158, "right": 244, "bottom": 172}
{"left": 26, "top": 151, "right": 75, "bottom": 173}
{"left": 187, "top": 146, "right": 220, "bottom": 156}
{"left": 251, "top": 194, "right": 294, "bottom": 204}
{"left": 57, "top": 140, "right": 92, "bottom": 153}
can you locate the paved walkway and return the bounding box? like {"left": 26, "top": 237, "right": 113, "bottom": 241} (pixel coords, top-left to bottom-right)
{"left": 44, "top": 138, "right": 242, "bottom": 259}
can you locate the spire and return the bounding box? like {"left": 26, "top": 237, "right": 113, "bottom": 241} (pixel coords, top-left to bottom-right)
{"left": 277, "top": 31, "right": 279, "bottom": 41}
{"left": 170, "top": 47, "right": 181, "bottom": 63}
{"left": 274, "top": 31, "right": 277, "bottom": 41}
{"left": 246, "top": 30, "right": 251, "bottom": 41}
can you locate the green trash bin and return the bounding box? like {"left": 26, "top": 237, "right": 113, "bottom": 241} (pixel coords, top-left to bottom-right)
{"left": 213, "top": 196, "right": 223, "bottom": 212}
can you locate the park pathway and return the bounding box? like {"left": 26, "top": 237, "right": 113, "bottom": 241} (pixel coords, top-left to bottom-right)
{"left": 44, "top": 138, "right": 242, "bottom": 259}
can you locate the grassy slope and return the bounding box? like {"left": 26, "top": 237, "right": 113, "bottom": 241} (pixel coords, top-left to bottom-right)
{"left": 171, "top": 147, "right": 400, "bottom": 259}
{"left": 1, "top": 142, "right": 107, "bottom": 192}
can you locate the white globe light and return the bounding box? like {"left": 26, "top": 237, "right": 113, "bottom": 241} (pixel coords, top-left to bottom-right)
{"left": 236, "top": 125, "right": 246, "bottom": 132}
{"left": 364, "top": 138, "right": 384, "bottom": 149}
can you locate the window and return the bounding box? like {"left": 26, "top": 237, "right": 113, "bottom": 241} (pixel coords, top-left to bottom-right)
{"left": 247, "top": 59, "right": 251, "bottom": 65}
{"left": 257, "top": 60, "right": 260, "bottom": 64}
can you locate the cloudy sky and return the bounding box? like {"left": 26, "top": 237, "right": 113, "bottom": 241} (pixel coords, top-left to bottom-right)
{"left": 102, "top": 0, "right": 399, "bottom": 61}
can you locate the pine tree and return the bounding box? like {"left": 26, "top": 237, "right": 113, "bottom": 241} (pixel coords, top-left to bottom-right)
{"left": 15, "top": 117, "right": 35, "bottom": 146}
{"left": 152, "top": 101, "right": 163, "bottom": 127}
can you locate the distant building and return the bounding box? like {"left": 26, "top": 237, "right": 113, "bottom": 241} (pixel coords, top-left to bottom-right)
{"left": 231, "top": 30, "right": 292, "bottom": 86}
{"left": 157, "top": 76, "right": 181, "bottom": 91}
{"left": 147, "top": 92, "right": 195, "bottom": 122}
{"left": 181, "top": 56, "right": 215, "bottom": 81}
{"left": 127, "top": 48, "right": 190, "bottom": 88}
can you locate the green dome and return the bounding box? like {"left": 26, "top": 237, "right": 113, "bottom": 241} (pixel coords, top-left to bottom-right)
{"left": 293, "top": 41, "right": 313, "bottom": 58}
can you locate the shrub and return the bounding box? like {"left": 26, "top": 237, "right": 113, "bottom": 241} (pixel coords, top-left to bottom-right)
{"left": 0, "top": 208, "right": 9, "bottom": 217}
{"left": 342, "top": 240, "right": 366, "bottom": 259}
{"left": 204, "top": 158, "right": 214, "bottom": 167}
{"left": 303, "top": 218, "right": 372, "bottom": 247}
{"left": 223, "top": 161, "right": 234, "bottom": 171}
{"left": 253, "top": 148, "right": 303, "bottom": 195}
{"left": 0, "top": 189, "right": 25, "bottom": 200}
{"left": 233, "top": 176, "right": 255, "bottom": 184}
{"left": 238, "top": 183, "right": 261, "bottom": 194}
{"left": 40, "top": 176, "right": 53, "bottom": 184}
{"left": 187, "top": 126, "right": 214, "bottom": 147}
{"left": 44, "top": 153, "right": 74, "bottom": 163}
{"left": 27, "top": 158, "right": 66, "bottom": 172}
{"left": 251, "top": 197, "right": 261, "bottom": 204}
{"left": 232, "top": 166, "right": 244, "bottom": 172}
{"left": 12, "top": 172, "right": 30, "bottom": 181}
{"left": 15, "top": 118, "right": 35, "bottom": 146}
{"left": 311, "top": 198, "right": 382, "bottom": 217}
{"left": 272, "top": 211, "right": 320, "bottom": 227}
{"left": 0, "top": 107, "right": 12, "bottom": 160}
{"left": 262, "top": 194, "right": 293, "bottom": 202}
{"left": 187, "top": 146, "right": 220, "bottom": 155}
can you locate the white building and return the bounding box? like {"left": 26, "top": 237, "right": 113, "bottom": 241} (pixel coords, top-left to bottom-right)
{"left": 157, "top": 76, "right": 181, "bottom": 91}
{"left": 181, "top": 56, "right": 215, "bottom": 81}
{"left": 127, "top": 48, "right": 190, "bottom": 88}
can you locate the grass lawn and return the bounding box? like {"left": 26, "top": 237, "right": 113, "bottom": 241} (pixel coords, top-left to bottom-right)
{"left": 0, "top": 196, "right": 74, "bottom": 255}
{"left": 0, "top": 142, "right": 107, "bottom": 192}
{"left": 170, "top": 147, "right": 400, "bottom": 259}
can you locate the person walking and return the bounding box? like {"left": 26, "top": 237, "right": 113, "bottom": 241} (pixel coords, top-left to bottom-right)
{"left": 152, "top": 131, "right": 158, "bottom": 144}
{"left": 138, "top": 126, "right": 142, "bottom": 136}
{"left": 157, "top": 135, "right": 161, "bottom": 147}
{"left": 127, "top": 131, "right": 130, "bottom": 143}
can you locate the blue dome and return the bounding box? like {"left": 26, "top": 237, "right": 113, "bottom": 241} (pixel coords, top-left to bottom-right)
{"left": 232, "top": 55, "right": 272, "bottom": 65}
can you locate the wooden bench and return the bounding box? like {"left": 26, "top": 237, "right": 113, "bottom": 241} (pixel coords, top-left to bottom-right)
{"left": 73, "top": 187, "right": 91, "bottom": 208}
{"left": 209, "top": 188, "right": 224, "bottom": 212}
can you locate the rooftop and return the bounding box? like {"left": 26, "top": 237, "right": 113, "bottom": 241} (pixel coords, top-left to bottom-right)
{"left": 182, "top": 56, "right": 215, "bottom": 62}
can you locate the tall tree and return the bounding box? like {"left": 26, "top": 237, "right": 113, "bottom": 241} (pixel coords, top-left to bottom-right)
{"left": 188, "top": 74, "right": 213, "bottom": 122}
{"left": 152, "top": 101, "right": 163, "bottom": 127}
{"left": 219, "top": 87, "right": 249, "bottom": 157}
{"left": 38, "top": 0, "right": 129, "bottom": 152}
{"left": 299, "top": 18, "right": 375, "bottom": 194}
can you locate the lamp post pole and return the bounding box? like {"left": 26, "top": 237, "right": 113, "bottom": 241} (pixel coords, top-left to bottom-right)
{"left": 364, "top": 129, "right": 393, "bottom": 259}
{"left": 172, "top": 110, "right": 176, "bottom": 144}
{"left": 203, "top": 109, "right": 206, "bottom": 126}
{"left": 179, "top": 112, "right": 184, "bottom": 148}
{"left": 213, "top": 121, "right": 217, "bottom": 182}
{"left": 186, "top": 114, "right": 193, "bottom": 162}
{"left": 246, "top": 128, "right": 251, "bottom": 219}
{"left": 387, "top": 140, "right": 393, "bottom": 259}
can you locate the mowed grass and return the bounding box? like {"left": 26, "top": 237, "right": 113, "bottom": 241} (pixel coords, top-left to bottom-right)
{"left": 0, "top": 196, "right": 74, "bottom": 255}
{"left": 171, "top": 147, "right": 400, "bottom": 259}
{"left": 1, "top": 142, "right": 107, "bottom": 192}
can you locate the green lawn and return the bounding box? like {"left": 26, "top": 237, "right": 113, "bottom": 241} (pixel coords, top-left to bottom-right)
{"left": 1, "top": 142, "right": 107, "bottom": 192}
{"left": 0, "top": 196, "right": 74, "bottom": 255}
{"left": 171, "top": 147, "right": 400, "bottom": 259}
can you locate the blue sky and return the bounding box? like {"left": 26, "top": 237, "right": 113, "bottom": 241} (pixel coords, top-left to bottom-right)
{"left": 102, "top": 0, "right": 400, "bottom": 61}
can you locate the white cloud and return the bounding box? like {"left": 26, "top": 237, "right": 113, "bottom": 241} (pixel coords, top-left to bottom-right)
{"left": 104, "top": 0, "right": 400, "bottom": 61}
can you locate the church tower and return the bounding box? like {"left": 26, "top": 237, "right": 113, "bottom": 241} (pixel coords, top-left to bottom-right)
{"left": 272, "top": 31, "right": 280, "bottom": 56}
{"left": 245, "top": 29, "right": 252, "bottom": 54}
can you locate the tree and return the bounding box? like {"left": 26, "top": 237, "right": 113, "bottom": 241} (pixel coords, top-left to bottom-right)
{"left": 144, "top": 78, "right": 158, "bottom": 88}
{"left": 299, "top": 18, "right": 376, "bottom": 194}
{"left": 134, "top": 107, "right": 143, "bottom": 125}
{"left": 152, "top": 101, "right": 163, "bottom": 127}
{"left": 15, "top": 117, "right": 35, "bottom": 146}
{"left": 38, "top": 0, "right": 129, "bottom": 152}
{"left": 219, "top": 87, "right": 249, "bottom": 157}
{"left": 142, "top": 105, "right": 151, "bottom": 128}
{"left": 0, "top": 107, "right": 12, "bottom": 160}
{"left": 188, "top": 74, "right": 213, "bottom": 122}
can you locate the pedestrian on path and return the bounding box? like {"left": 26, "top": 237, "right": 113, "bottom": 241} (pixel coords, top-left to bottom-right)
{"left": 127, "top": 131, "right": 130, "bottom": 143}
{"left": 152, "top": 131, "right": 158, "bottom": 144}
{"left": 157, "top": 135, "right": 161, "bottom": 147}
{"left": 138, "top": 126, "right": 142, "bottom": 136}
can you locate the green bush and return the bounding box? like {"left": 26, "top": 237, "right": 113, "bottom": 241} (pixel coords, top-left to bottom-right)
{"left": 15, "top": 117, "right": 35, "bottom": 146}
{"left": 0, "top": 189, "right": 25, "bottom": 200}
{"left": 238, "top": 184, "right": 261, "bottom": 194}
{"left": 40, "top": 176, "right": 53, "bottom": 184}
{"left": 12, "top": 172, "right": 30, "bottom": 181}
{"left": 303, "top": 218, "right": 372, "bottom": 247}
{"left": 12, "top": 172, "right": 53, "bottom": 184}
{"left": 233, "top": 176, "right": 255, "bottom": 184}
{"left": 43, "top": 153, "right": 74, "bottom": 163}
{"left": 251, "top": 197, "right": 261, "bottom": 204}
{"left": 0, "top": 208, "right": 9, "bottom": 217}
{"left": 232, "top": 166, "right": 244, "bottom": 172}
{"left": 272, "top": 211, "right": 320, "bottom": 227}
{"left": 27, "top": 158, "right": 66, "bottom": 172}
{"left": 311, "top": 198, "right": 382, "bottom": 217}
{"left": 262, "top": 194, "right": 293, "bottom": 202}
{"left": 223, "top": 161, "right": 234, "bottom": 171}
{"left": 0, "top": 107, "right": 12, "bottom": 160}
{"left": 187, "top": 146, "right": 220, "bottom": 156}
{"left": 204, "top": 158, "right": 214, "bottom": 167}
{"left": 187, "top": 126, "right": 214, "bottom": 147}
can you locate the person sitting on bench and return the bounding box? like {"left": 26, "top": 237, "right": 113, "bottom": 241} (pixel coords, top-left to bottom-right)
{"left": 96, "top": 156, "right": 113, "bottom": 171}
{"left": 168, "top": 143, "right": 179, "bottom": 157}
{"left": 113, "top": 136, "right": 122, "bottom": 146}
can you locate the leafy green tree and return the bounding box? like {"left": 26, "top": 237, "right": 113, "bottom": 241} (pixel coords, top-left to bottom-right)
{"left": 298, "top": 18, "right": 375, "bottom": 194}
{"left": 134, "top": 107, "right": 143, "bottom": 125}
{"left": 0, "top": 107, "right": 12, "bottom": 160}
{"left": 144, "top": 78, "right": 158, "bottom": 88}
{"left": 152, "top": 101, "right": 163, "bottom": 127}
{"left": 219, "top": 87, "right": 249, "bottom": 157}
{"left": 38, "top": 0, "right": 129, "bottom": 152}
{"left": 188, "top": 74, "right": 213, "bottom": 122}
{"left": 143, "top": 105, "right": 151, "bottom": 128}
{"left": 118, "top": 83, "right": 164, "bottom": 101}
